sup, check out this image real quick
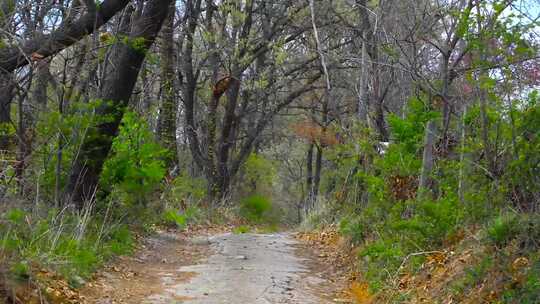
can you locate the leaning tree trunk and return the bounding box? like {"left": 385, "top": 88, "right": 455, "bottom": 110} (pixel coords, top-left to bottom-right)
{"left": 66, "top": 0, "right": 173, "bottom": 206}
{"left": 0, "top": 0, "right": 131, "bottom": 158}
{"left": 0, "top": 0, "right": 131, "bottom": 73}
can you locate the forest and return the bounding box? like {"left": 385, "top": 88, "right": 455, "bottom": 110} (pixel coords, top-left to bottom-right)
{"left": 0, "top": 0, "right": 539, "bottom": 303}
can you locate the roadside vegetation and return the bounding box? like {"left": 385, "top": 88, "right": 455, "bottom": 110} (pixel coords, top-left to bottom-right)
{"left": 0, "top": 107, "right": 280, "bottom": 302}
{"left": 0, "top": 0, "right": 539, "bottom": 303}
{"left": 310, "top": 91, "right": 540, "bottom": 302}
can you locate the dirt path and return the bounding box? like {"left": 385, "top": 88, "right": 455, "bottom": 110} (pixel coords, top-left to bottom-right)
{"left": 80, "top": 231, "right": 342, "bottom": 303}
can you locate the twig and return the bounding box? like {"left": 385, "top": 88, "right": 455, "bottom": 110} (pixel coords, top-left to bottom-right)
{"left": 308, "top": 0, "right": 331, "bottom": 92}
{"left": 392, "top": 250, "right": 445, "bottom": 286}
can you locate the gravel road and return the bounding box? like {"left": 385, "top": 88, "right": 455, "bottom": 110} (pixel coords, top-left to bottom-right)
{"left": 153, "top": 233, "right": 336, "bottom": 304}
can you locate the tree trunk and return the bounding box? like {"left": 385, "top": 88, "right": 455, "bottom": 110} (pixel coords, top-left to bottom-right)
{"left": 418, "top": 49, "right": 451, "bottom": 198}
{"left": 0, "top": 0, "right": 15, "bottom": 151}
{"left": 203, "top": 0, "right": 222, "bottom": 204}
{"left": 458, "top": 105, "right": 469, "bottom": 204}
{"left": 305, "top": 143, "right": 314, "bottom": 214}
{"left": 16, "top": 61, "right": 51, "bottom": 193}
{"left": 418, "top": 119, "right": 437, "bottom": 199}
{"left": 181, "top": 0, "right": 204, "bottom": 172}
{"left": 476, "top": 3, "right": 495, "bottom": 178}
{"left": 156, "top": 2, "right": 178, "bottom": 166}
{"left": 312, "top": 144, "right": 323, "bottom": 207}
{"left": 357, "top": 31, "right": 369, "bottom": 121}
{"left": 210, "top": 0, "right": 254, "bottom": 204}
{"left": 0, "top": 72, "right": 14, "bottom": 152}
{"left": 66, "top": 0, "right": 173, "bottom": 206}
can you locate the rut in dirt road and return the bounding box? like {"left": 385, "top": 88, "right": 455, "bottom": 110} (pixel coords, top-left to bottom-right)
{"left": 147, "top": 233, "right": 337, "bottom": 304}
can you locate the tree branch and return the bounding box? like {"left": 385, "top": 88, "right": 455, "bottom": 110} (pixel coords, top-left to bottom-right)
{"left": 0, "top": 0, "right": 131, "bottom": 72}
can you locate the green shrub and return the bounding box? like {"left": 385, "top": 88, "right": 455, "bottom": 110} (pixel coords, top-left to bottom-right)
{"left": 507, "top": 93, "right": 540, "bottom": 209}
{"left": 462, "top": 185, "right": 498, "bottom": 224}
{"left": 485, "top": 214, "right": 540, "bottom": 250}
{"left": 387, "top": 97, "right": 439, "bottom": 154}
{"left": 339, "top": 215, "right": 366, "bottom": 245}
{"left": 501, "top": 255, "right": 540, "bottom": 303}
{"left": 6, "top": 208, "right": 26, "bottom": 224}
{"left": 52, "top": 237, "right": 101, "bottom": 281}
{"left": 162, "top": 206, "right": 200, "bottom": 229}
{"left": 166, "top": 171, "right": 207, "bottom": 204}
{"left": 0, "top": 207, "right": 137, "bottom": 287}
{"left": 520, "top": 260, "right": 540, "bottom": 303}
{"left": 239, "top": 195, "right": 273, "bottom": 223}
{"left": 359, "top": 238, "right": 406, "bottom": 292}
{"left": 163, "top": 209, "right": 187, "bottom": 228}
{"left": 517, "top": 215, "right": 540, "bottom": 250}
{"left": 35, "top": 100, "right": 116, "bottom": 201}
{"left": 10, "top": 261, "right": 30, "bottom": 281}
{"left": 486, "top": 214, "right": 519, "bottom": 247}
{"left": 100, "top": 111, "right": 167, "bottom": 208}
{"left": 69, "top": 246, "right": 100, "bottom": 279}
{"left": 241, "top": 153, "right": 276, "bottom": 194}
{"left": 393, "top": 196, "right": 463, "bottom": 246}
{"left": 451, "top": 255, "right": 492, "bottom": 296}
{"left": 233, "top": 225, "right": 251, "bottom": 234}
{"left": 107, "top": 225, "right": 134, "bottom": 255}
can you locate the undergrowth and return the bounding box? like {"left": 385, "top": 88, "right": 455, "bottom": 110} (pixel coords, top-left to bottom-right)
{"left": 0, "top": 205, "right": 134, "bottom": 287}
{"left": 0, "top": 110, "right": 203, "bottom": 298}
{"left": 307, "top": 92, "right": 540, "bottom": 301}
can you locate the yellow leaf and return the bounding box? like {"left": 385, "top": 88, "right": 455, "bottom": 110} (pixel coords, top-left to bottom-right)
{"left": 349, "top": 281, "right": 373, "bottom": 304}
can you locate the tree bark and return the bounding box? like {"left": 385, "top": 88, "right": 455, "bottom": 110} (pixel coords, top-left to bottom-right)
{"left": 156, "top": 2, "right": 178, "bottom": 166}
{"left": 0, "top": 72, "right": 14, "bottom": 151}
{"left": 181, "top": 0, "right": 204, "bottom": 172}
{"left": 356, "top": 0, "right": 391, "bottom": 140}
{"left": 418, "top": 119, "right": 437, "bottom": 199}
{"left": 358, "top": 31, "right": 369, "bottom": 121}
{"left": 476, "top": 3, "right": 495, "bottom": 178}
{"left": 458, "top": 104, "right": 469, "bottom": 204}
{"left": 15, "top": 60, "right": 51, "bottom": 193}
{"left": 312, "top": 144, "right": 323, "bottom": 207}
{"left": 305, "top": 143, "right": 314, "bottom": 214}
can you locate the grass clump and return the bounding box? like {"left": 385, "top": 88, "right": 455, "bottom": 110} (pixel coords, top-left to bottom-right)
{"left": 486, "top": 213, "right": 519, "bottom": 247}
{"left": 233, "top": 225, "right": 251, "bottom": 234}
{"left": 450, "top": 255, "right": 493, "bottom": 296}
{"left": 0, "top": 206, "right": 136, "bottom": 289}
{"left": 163, "top": 206, "right": 200, "bottom": 229}
{"left": 239, "top": 194, "right": 273, "bottom": 223}
{"left": 339, "top": 215, "right": 366, "bottom": 245}
{"left": 501, "top": 255, "right": 540, "bottom": 303}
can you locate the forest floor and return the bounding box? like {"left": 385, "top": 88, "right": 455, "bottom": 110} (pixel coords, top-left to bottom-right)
{"left": 77, "top": 226, "right": 350, "bottom": 304}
